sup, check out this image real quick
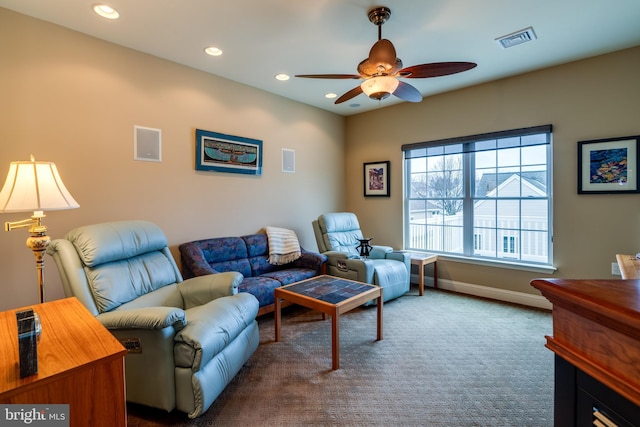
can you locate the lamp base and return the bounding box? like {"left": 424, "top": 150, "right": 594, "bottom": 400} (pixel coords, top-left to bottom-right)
{"left": 26, "top": 230, "right": 50, "bottom": 304}
{"left": 5, "top": 213, "right": 50, "bottom": 304}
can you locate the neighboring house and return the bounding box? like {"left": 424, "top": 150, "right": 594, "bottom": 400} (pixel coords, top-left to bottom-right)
{"left": 409, "top": 172, "right": 548, "bottom": 263}
{"left": 474, "top": 173, "right": 548, "bottom": 262}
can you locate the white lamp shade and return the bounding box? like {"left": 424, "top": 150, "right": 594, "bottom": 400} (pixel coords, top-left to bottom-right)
{"left": 361, "top": 76, "right": 399, "bottom": 99}
{"left": 0, "top": 159, "right": 79, "bottom": 213}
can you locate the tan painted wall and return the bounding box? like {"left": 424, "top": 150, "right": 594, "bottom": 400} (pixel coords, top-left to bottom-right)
{"left": 345, "top": 46, "right": 640, "bottom": 295}
{"left": 0, "top": 9, "right": 345, "bottom": 310}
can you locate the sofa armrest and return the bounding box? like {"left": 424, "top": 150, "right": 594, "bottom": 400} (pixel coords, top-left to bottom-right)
{"left": 292, "top": 248, "right": 328, "bottom": 272}
{"left": 179, "top": 242, "right": 219, "bottom": 279}
{"left": 177, "top": 272, "right": 243, "bottom": 309}
{"left": 97, "top": 307, "right": 186, "bottom": 330}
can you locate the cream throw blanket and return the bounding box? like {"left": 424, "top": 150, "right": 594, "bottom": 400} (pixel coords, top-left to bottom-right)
{"left": 266, "top": 226, "right": 301, "bottom": 265}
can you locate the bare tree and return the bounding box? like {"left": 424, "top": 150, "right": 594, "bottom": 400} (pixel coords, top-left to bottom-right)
{"left": 411, "top": 156, "right": 463, "bottom": 215}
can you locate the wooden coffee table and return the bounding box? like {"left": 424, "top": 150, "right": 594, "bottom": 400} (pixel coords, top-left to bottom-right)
{"left": 274, "top": 275, "right": 383, "bottom": 370}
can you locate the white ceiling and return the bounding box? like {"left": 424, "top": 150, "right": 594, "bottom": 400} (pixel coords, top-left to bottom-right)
{"left": 2, "top": 0, "right": 640, "bottom": 116}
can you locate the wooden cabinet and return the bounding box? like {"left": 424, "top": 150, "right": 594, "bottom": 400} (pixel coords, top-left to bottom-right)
{"left": 531, "top": 278, "right": 640, "bottom": 426}
{"left": 0, "top": 297, "right": 127, "bottom": 426}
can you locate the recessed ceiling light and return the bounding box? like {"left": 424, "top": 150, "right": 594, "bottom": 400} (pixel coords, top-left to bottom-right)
{"left": 275, "top": 74, "right": 290, "bottom": 81}
{"left": 92, "top": 4, "right": 119, "bottom": 20}
{"left": 204, "top": 47, "right": 223, "bottom": 56}
{"left": 325, "top": 93, "right": 337, "bottom": 99}
{"left": 349, "top": 103, "right": 361, "bottom": 108}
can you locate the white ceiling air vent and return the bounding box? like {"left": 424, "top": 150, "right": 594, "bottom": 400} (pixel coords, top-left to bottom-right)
{"left": 495, "top": 27, "right": 537, "bottom": 49}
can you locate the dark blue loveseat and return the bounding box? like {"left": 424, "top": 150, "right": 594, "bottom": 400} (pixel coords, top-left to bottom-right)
{"left": 179, "top": 233, "right": 326, "bottom": 316}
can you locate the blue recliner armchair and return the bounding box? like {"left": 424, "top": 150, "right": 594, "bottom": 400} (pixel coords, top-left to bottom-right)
{"left": 46, "top": 220, "right": 259, "bottom": 419}
{"left": 312, "top": 212, "right": 410, "bottom": 303}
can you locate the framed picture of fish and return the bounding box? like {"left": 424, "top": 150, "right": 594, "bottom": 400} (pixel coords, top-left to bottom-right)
{"left": 578, "top": 135, "right": 640, "bottom": 194}
{"left": 195, "top": 129, "right": 263, "bottom": 175}
{"left": 363, "top": 160, "right": 390, "bottom": 197}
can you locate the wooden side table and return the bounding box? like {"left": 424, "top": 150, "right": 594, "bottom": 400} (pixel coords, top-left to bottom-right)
{"left": 407, "top": 252, "right": 438, "bottom": 296}
{"left": 0, "top": 297, "right": 127, "bottom": 427}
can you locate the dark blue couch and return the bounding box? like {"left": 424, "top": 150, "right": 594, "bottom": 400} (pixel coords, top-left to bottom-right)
{"left": 179, "top": 233, "right": 326, "bottom": 316}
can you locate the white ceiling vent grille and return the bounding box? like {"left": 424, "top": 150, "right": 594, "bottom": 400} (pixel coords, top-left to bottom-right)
{"left": 496, "top": 27, "right": 537, "bottom": 49}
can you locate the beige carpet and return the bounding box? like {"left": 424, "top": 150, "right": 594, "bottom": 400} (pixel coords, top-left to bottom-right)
{"left": 127, "top": 288, "right": 554, "bottom": 426}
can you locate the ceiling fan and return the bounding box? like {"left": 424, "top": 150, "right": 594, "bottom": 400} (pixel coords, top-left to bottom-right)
{"left": 296, "top": 6, "right": 477, "bottom": 105}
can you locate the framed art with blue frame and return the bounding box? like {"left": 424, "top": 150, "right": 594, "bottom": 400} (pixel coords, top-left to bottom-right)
{"left": 578, "top": 135, "right": 640, "bottom": 194}
{"left": 195, "top": 129, "right": 263, "bottom": 175}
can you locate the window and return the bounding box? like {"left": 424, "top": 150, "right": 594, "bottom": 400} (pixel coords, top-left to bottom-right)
{"left": 403, "top": 125, "right": 552, "bottom": 267}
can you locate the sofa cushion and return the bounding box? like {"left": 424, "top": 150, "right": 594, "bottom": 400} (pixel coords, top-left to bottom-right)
{"left": 241, "top": 234, "right": 268, "bottom": 258}
{"left": 261, "top": 268, "right": 318, "bottom": 286}
{"left": 242, "top": 234, "right": 280, "bottom": 276}
{"left": 193, "top": 237, "right": 253, "bottom": 277}
{"left": 173, "top": 293, "right": 259, "bottom": 370}
{"left": 238, "top": 276, "right": 281, "bottom": 307}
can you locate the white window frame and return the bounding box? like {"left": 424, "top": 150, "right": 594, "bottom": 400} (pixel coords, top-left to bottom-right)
{"left": 402, "top": 125, "right": 553, "bottom": 269}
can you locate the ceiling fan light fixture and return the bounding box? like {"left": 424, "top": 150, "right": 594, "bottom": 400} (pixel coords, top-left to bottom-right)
{"left": 361, "top": 76, "right": 398, "bottom": 100}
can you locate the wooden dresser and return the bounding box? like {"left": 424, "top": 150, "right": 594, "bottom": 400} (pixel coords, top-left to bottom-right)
{"left": 0, "top": 297, "right": 127, "bottom": 426}
{"left": 531, "top": 278, "right": 640, "bottom": 426}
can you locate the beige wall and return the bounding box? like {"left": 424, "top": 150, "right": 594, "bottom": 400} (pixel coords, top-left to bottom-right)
{"left": 3, "top": 8, "right": 639, "bottom": 310}
{"left": 0, "top": 9, "right": 345, "bottom": 310}
{"left": 345, "top": 46, "right": 640, "bottom": 295}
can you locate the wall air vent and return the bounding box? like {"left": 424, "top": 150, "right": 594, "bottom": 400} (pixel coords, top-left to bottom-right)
{"left": 495, "top": 27, "right": 537, "bottom": 49}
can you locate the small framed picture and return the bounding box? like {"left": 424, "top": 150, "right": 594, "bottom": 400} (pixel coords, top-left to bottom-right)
{"left": 578, "top": 135, "right": 640, "bottom": 194}
{"left": 363, "top": 161, "right": 390, "bottom": 197}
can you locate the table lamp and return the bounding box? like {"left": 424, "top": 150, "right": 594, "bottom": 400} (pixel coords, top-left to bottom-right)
{"left": 0, "top": 156, "right": 79, "bottom": 303}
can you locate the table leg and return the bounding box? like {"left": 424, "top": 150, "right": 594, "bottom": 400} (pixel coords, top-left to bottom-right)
{"left": 275, "top": 295, "right": 281, "bottom": 342}
{"left": 377, "top": 291, "right": 383, "bottom": 341}
{"left": 433, "top": 261, "right": 438, "bottom": 289}
{"left": 331, "top": 308, "right": 339, "bottom": 370}
{"left": 418, "top": 261, "right": 425, "bottom": 296}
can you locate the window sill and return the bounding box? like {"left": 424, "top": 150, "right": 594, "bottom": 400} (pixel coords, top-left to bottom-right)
{"left": 416, "top": 252, "right": 556, "bottom": 274}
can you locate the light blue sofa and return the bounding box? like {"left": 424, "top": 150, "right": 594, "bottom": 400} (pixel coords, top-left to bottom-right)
{"left": 46, "top": 220, "right": 259, "bottom": 419}
{"left": 312, "top": 212, "right": 410, "bottom": 303}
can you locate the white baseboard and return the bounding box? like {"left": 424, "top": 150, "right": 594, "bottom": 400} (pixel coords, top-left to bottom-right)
{"left": 412, "top": 274, "right": 552, "bottom": 311}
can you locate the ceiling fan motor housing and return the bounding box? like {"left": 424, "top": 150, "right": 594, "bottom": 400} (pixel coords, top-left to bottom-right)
{"left": 368, "top": 6, "right": 391, "bottom": 26}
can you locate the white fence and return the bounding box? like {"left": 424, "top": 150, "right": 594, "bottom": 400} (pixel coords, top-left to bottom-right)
{"left": 408, "top": 215, "right": 548, "bottom": 263}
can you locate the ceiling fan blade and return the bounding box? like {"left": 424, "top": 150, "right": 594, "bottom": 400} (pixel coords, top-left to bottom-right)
{"left": 393, "top": 81, "right": 422, "bottom": 102}
{"left": 335, "top": 86, "right": 364, "bottom": 104}
{"left": 399, "top": 62, "right": 477, "bottom": 78}
{"left": 368, "top": 39, "right": 397, "bottom": 72}
{"left": 295, "top": 74, "right": 362, "bottom": 79}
